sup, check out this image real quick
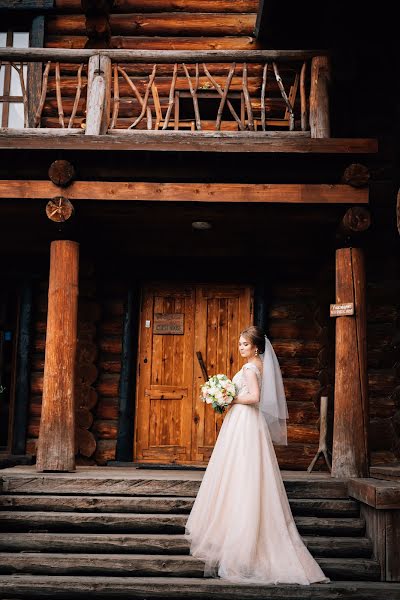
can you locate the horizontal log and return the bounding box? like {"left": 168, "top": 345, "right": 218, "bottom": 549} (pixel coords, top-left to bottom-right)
{"left": 91, "top": 419, "right": 119, "bottom": 439}
{"left": 0, "top": 531, "right": 370, "bottom": 557}
{"left": 370, "top": 450, "right": 398, "bottom": 465}
{"left": 94, "top": 439, "right": 117, "bottom": 463}
{"left": 98, "top": 320, "right": 123, "bottom": 336}
{"left": 96, "top": 375, "right": 120, "bottom": 397}
{"left": 46, "top": 14, "right": 256, "bottom": 36}
{"left": 0, "top": 553, "right": 379, "bottom": 579}
{"left": 269, "top": 321, "right": 321, "bottom": 338}
{"left": 0, "top": 512, "right": 364, "bottom": 535}
{"left": 368, "top": 398, "right": 396, "bottom": 418}
{"left": 0, "top": 48, "right": 327, "bottom": 64}
{"left": 0, "top": 130, "right": 378, "bottom": 153}
{"left": 99, "top": 338, "right": 123, "bottom": 354}
{"left": 98, "top": 360, "right": 121, "bottom": 374}
{"left": 55, "top": 0, "right": 259, "bottom": 13}
{"left": 2, "top": 576, "right": 400, "bottom": 599}
{"left": 47, "top": 36, "right": 262, "bottom": 50}
{"left": 272, "top": 340, "right": 322, "bottom": 358}
{"left": 284, "top": 378, "right": 322, "bottom": 401}
{"left": 1, "top": 472, "right": 347, "bottom": 497}
{"left": 95, "top": 397, "right": 119, "bottom": 419}
{"left": 279, "top": 357, "right": 319, "bottom": 378}
{"left": 0, "top": 181, "right": 369, "bottom": 204}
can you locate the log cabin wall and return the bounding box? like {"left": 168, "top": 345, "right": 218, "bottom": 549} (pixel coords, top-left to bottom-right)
{"left": 41, "top": 0, "right": 263, "bottom": 130}
{"left": 24, "top": 253, "right": 336, "bottom": 471}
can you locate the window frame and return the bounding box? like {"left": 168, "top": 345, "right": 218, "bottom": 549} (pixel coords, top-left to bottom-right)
{"left": 0, "top": 15, "right": 45, "bottom": 128}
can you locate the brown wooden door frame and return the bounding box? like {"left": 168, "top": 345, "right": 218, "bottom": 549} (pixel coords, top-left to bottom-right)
{"left": 134, "top": 281, "right": 254, "bottom": 466}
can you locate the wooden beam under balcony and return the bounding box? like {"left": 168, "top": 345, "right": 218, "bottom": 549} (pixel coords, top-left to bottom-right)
{"left": 0, "top": 180, "right": 369, "bottom": 204}
{"left": 0, "top": 48, "right": 328, "bottom": 64}
{"left": 0, "top": 129, "right": 378, "bottom": 154}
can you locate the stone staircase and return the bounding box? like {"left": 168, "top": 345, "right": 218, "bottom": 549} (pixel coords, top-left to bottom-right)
{"left": 0, "top": 467, "right": 399, "bottom": 599}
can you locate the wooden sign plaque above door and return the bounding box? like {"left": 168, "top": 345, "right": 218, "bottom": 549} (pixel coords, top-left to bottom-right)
{"left": 153, "top": 312, "right": 184, "bottom": 335}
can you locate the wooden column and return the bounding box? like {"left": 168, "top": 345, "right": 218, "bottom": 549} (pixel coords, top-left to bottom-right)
{"left": 85, "top": 54, "right": 112, "bottom": 135}
{"left": 36, "top": 240, "right": 79, "bottom": 472}
{"left": 309, "top": 55, "right": 331, "bottom": 138}
{"left": 332, "top": 247, "right": 369, "bottom": 478}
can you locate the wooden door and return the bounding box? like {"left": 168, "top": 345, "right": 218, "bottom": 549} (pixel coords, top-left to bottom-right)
{"left": 192, "top": 285, "right": 253, "bottom": 463}
{"left": 134, "top": 283, "right": 253, "bottom": 465}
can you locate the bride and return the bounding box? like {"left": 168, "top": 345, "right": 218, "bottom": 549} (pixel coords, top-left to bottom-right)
{"left": 184, "top": 325, "right": 330, "bottom": 585}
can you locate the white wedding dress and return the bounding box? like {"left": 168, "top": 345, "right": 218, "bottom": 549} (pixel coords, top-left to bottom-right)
{"left": 184, "top": 362, "right": 330, "bottom": 585}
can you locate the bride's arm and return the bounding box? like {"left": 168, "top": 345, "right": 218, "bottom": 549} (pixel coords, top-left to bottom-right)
{"left": 232, "top": 369, "right": 260, "bottom": 405}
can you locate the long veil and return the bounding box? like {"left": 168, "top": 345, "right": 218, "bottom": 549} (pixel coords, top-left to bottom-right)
{"left": 259, "top": 335, "right": 289, "bottom": 445}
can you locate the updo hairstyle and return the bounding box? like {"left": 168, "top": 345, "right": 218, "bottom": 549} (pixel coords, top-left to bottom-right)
{"left": 240, "top": 325, "right": 266, "bottom": 355}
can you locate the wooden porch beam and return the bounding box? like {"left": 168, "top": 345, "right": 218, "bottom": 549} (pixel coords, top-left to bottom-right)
{"left": 0, "top": 48, "right": 328, "bottom": 64}
{"left": 0, "top": 181, "right": 369, "bottom": 204}
{"left": 0, "top": 130, "right": 378, "bottom": 154}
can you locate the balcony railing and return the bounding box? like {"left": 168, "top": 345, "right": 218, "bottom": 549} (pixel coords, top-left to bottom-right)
{"left": 0, "top": 48, "right": 331, "bottom": 138}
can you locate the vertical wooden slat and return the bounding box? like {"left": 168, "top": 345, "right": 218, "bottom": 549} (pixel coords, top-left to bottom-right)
{"left": 300, "top": 60, "right": 307, "bottom": 131}
{"left": 162, "top": 63, "right": 177, "bottom": 130}
{"left": 332, "top": 247, "right": 369, "bottom": 478}
{"left": 309, "top": 55, "right": 331, "bottom": 138}
{"left": 55, "top": 62, "right": 65, "bottom": 128}
{"left": 27, "top": 16, "right": 45, "bottom": 128}
{"left": 36, "top": 240, "right": 79, "bottom": 472}
{"left": 86, "top": 54, "right": 112, "bottom": 135}
{"left": 68, "top": 64, "right": 84, "bottom": 129}
{"left": 33, "top": 61, "right": 51, "bottom": 128}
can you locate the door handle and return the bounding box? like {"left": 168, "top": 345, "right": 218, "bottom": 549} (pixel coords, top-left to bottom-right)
{"left": 196, "top": 351, "right": 209, "bottom": 382}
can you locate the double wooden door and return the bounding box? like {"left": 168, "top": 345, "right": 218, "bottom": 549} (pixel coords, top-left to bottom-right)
{"left": 134, "top": 283, "right": 253, "bottom": 465}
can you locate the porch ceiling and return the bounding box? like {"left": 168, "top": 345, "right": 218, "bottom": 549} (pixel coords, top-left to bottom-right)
{"left": 0, "top": 197, "right": 359, "bottom": 261}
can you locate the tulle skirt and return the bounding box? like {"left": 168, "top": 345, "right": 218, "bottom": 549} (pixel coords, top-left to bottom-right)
{"left": 184, "top": 403, "right": 330, "bottom": 585}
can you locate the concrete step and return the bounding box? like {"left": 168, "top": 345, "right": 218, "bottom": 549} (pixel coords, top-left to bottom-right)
{"left": 1, "top": 575, "right": 399, "bottom": 599}
{"left": 0, "top": 553, "right": 381, "bottom": 581}
{"left": 0, "top": 532, "right": 373, "bottom": 557}
{"left": 0, "top": 494, "right": 360, "bottom": 516}
{"left": 0, "top": 511, "right": 366, "bottom": 536}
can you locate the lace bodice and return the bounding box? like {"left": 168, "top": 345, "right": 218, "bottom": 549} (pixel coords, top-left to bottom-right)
{"left": 232, "top": 363, "right": 262, "bottom": 405}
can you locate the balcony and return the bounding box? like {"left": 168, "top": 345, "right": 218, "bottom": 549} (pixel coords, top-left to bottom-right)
{"left": 0, "top": 47, "right": 377, "bottom": 154}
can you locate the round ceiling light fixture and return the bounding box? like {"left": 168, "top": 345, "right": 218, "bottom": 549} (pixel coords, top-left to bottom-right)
{"left": 192, "top": 220, "right": 212, "bottom": 230}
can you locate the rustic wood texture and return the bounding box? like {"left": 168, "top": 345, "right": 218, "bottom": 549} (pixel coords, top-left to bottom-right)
{"left": 85, "top": 55, "right": 112, "bottom": 134}
{"left": 332, "top": 248, "right": 369, "bottom": 478}
{"left": 0, "top": 48, "right": 326, "bottom": 63}
{"left": 0, "top": 130, "right": 378, "bottom": 153}
{"left": 0, "top": 180, "right": 369, "bottom": 204}
{"left": 27, "top": 16, "right": 46, "bottom": 127}
{"left": 36, "top": 241, "right": 79, "bottom": 472}
{"left": 309, "top": 55, "right": 330, "bottom": 138}
{"left": 48, "top": 159, "right": 76, "bottom": 186}
{"left": 2, "top": 576, "right": 400, "bottom": 599}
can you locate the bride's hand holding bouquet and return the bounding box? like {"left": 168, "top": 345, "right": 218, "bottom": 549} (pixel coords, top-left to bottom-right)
{"left": 200, "top": 374, "right": 236, "bottom": 414}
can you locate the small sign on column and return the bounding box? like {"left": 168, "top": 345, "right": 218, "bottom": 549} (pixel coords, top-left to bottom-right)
{"left": 330, "top": 302, "right": 354, "bottom": 316}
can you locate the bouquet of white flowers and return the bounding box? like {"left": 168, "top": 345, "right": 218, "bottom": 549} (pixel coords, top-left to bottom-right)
{"left": 200, "top": 374, "right": 236, "bottom": 414}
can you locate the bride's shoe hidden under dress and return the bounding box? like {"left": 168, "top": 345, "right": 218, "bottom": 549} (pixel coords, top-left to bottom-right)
{"left": 184, "top": 362, "right": 330, "bottom": 585}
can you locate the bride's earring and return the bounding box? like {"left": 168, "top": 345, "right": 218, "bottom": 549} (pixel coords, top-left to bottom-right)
{"left": 255, "top": 348, "right": 259, "bottom": 357}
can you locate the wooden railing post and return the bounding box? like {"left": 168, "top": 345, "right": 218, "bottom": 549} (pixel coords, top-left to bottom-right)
{"left": 85, "top": 54, "right": 112, "bottom": 135}
{"left": 331, "top": 247, "right": 369, "bottom": 478}
{"left": 36, "top": 240, "right": 79, "bottom": 472}
{"left": 309, "top": 55, "right": 331, "bottom": 138}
